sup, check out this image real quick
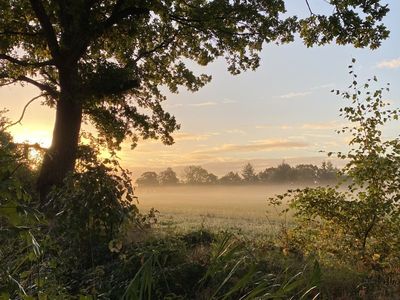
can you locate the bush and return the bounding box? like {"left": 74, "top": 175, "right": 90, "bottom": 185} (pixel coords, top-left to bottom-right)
{"left": 269, "top": 61, "right": 400, "bottom": 271}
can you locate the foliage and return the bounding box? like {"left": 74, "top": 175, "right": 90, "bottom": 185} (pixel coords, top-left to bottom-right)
{"left": 0, "top": 1, "right": 392, "bottom": 193}
{"left": 0, "top": 128, "right": 157, "bottom": 298}
{"left": 0, "top": 0, "right": 390, "bottom": 144}
{"left": 158, "top": 168, "right": 180, "bottom": 186}
{"left": 3, "top": 109, "right": 387, "bottom": 299}
{"left": 269, "top": 61, "right": 400, "bottom": 269}
{"left": 0, "top": 113, "right": 46, "bottom": 298}
{"left": 219, "top": 171, "right": 242, "bottom": 185}
{"left": 119, "top": 231, "right": 321, "bottom": 300}
{"left": 136, "top": 171, "right": 159, "bottom": 187}
{"left": 183, "top": 165, "right": 218, "bottom": 185}
{"left": 317, "top": 162, "right": 337, "bottom": 182}
{"left": 241, "top": 163, "right": 258, "bottom": 184}
{"left": 137, "top": 162, "right": 339, "bottom": 186}
{"left": 45, "top": 135, "right": 147, "bottom": 272}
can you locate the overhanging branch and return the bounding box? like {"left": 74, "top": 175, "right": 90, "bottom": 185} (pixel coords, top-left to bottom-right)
{"left": 29, "top": 0, "right": 61, "bottom": 61}
{"left": 18, "top": 76, "right": 59, "bottom": 98}
{"left": 0, "top": 30, "right": 40, "bottom": 37}
{"left": 3, "top": 94, "right": 45, "bottom": 130}
{"left": 134, "top": 35, "right": 176, "bottom": 62}
{"left": 0, "top": 54, "right": 54, "bottom": 67}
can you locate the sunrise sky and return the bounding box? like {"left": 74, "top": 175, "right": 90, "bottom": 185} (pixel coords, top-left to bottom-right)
{"left": 1, "top": 1, "right": 400, "bottom": 177}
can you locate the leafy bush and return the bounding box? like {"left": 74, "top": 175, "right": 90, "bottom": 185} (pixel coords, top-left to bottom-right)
{"left": 0, "top": 112, "right": 46, "bottom": 298}
{"left": 0, "top": 129, "right": 152, "bottom": 297}
{"left": 269, "top": 61, "right": 400, "bottom": 270}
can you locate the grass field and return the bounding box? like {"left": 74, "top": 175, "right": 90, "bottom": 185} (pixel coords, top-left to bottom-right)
{"left": 135, "top": 184, "right": 307, "bottom": 237}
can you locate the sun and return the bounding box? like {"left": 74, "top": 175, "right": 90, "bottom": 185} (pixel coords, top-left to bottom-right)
{"left": 11, "top": 129, "right": 52, "bottom": 148}
{"left": 9, "top": 127, "right": 52, "bottom": 161}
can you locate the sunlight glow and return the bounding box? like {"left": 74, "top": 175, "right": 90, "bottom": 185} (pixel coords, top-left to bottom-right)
{"left": 10, "top": 128, "right": 52, "bottom": 148}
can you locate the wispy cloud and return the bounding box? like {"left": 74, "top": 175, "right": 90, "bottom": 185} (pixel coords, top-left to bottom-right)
{"left": 166, "top": 103, "right": 184, "bottom": 108}
{"left": 301, "top": 121, "right": 344, "bottom": 130}
{"left": 188, "top": 101, "right": 218, "bottom": 107}
{"left": 194, "top": 139, "right": 309, "bottom": 155}
{"left": 279, "top": 91, "right": 312, "bottom": 99}
{"left": 256, "top": 121, "right": 345, "bottom": 131}
{"left": 173, "top": 132, "right": 219, "bottom": 141}
{"left": 255, "top": 124, "right": 295, "bottom": 130}
{"left": 377, "top": 58, "right": 400, "bottom": 69}
{"left": 222, "top": 99, "right": 237, "bottom": 104}
{"left": 225, "top": 129, "right": 246, "bottom": 135}
{"left": 277, "top": 83, "right": 334, "bottom": 99}
{"left": 167, "top": 99, "right": 237, "bottom": 108}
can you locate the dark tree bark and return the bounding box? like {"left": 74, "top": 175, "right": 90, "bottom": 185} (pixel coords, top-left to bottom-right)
{"left": 37, "top": 65, "right": 82, "bottom": 204}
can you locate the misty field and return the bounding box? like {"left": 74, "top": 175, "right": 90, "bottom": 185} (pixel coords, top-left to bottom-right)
{"left": 136, "top": 184, "right": 308, "bottom": 236}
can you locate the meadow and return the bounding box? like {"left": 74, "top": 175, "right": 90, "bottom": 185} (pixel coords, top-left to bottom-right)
{"left": 136, "top": 184, "right": 304, "bottom": 237}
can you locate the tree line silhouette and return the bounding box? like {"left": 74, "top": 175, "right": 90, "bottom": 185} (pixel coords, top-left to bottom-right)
{"left": 135, "top": 162, "right": 340, "bottom": 186}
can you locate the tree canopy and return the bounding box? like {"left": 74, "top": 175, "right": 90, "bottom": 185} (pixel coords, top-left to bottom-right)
{"left": 135, "top": 162, "right": 339, "bottom": 186}
{"left": 0, "top": 0, "right": 390, "bottom": 197}
{"left": 183, "top": 165, "right": 218, "bottom": 185}
{"left": 158, "top": 167, "right": 179, "bottom": 185}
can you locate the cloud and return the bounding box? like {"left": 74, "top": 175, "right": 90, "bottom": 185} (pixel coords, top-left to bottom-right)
{"left": 225, "top": 129, "right": 246, "bottom": 135}
{"left": 256, "top": 121, "right": 345, "bottom": 131}
{"left": 377, "top": 58, "right": 400, "bottom": 69}
{"left": 255, "top": 124, "right": 294, "bottom": 130}
{"left": 194, "top": 139, "right": 309, "bottom": 155}
{"left": 276, "top": 83, "right": 334, "bottom": 99}
{"left": 188, "top": 101, "right": 218, "bottom": 107}
{"left": 173, "top": 132, "right": 219, "bottom": 141}
{"left": 302, "top": 133, "right": 335, "bottom": 138}
{"left": 279, "top": 91, "right": 312, "bottom": 99}
{"left": 166, "top": 99, "right": 236, "bottom": 108}
{"left": 222, "top": 99, "right": 237, "bottom": 104}
{"left": 166, "top": 103, "right": 184, "bottom": 108}
{"left": 301, "top": 121, "right": 344, "bottom": 130}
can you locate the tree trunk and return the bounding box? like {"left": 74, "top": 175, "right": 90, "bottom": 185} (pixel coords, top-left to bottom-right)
{"left": 37, "top": 66, "right": 82, "bottom": 206}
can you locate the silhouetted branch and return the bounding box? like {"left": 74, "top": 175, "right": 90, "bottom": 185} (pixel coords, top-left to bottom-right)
{"left": 134, "top": 35, "right": 177, "bottom": 62}
{"left": 3, "top": 94, "right": 45, "bottom": 130}
{"left": 0, "top": 54, "right": 54, "bottom": 67}
{"left": 29, "top": 0, "right": 61, "bottom": 60}
{"left": 17, "top": 76, "right": 59, "bottom": 98}
{"left": 0, "top": 79, "right": 18, "bottom": 87}
{"left": 0, "top": 30, "right": 39, "bottom": 37}
{"left": 305, "top": 0, "right": 314, "bottom": 15}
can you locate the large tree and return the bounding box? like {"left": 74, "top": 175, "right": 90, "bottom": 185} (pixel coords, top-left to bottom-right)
{"left": 183, "top": 165, "right": 217, "bottom": 185}
{"left": 0, "top": 0, "right": 390, "bottom": 200}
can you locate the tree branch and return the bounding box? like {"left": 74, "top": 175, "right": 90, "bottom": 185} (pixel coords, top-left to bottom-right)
{"left": 40, "top": 69, "right": 58, "bottom": 86}
{"left": 3, "top": 94, "right": 45, "bottom": 130}
{"left": 0, "top": 54, "right": 54, "bottom": 67}
{"left": 98, "top": 1, "right": 149, "bottom": 36}
{"left": 104, "top": 7, "right": 149, "bottom": 29}
{"left": 0, "top": 79, "right": 18, "bottom": 87}
{"left": 134, "top": 35, "right": 177, "bottom": 63}
{"left": 17, "top": 76, "right": 59, "bottom": 98}
{"left": 0, "top": 30, "right": 40, "bottom": 37}
{"left": 305, "top": 0, "right": 314, "bottom": 15}
{"left": 29, "top": 0, "right": 61, "bottom": 60}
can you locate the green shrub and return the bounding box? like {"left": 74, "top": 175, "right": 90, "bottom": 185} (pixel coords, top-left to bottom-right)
{"left": 269, "top": 60, "right": 400, "bottom": 272}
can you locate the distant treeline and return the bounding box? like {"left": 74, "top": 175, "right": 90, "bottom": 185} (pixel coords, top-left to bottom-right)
{"left": 135, "top": 162, "right": 341, "bottom": 187}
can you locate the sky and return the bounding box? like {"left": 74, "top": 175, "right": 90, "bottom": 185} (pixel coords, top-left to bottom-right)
{"left": 1, "top": 1, "right": 400, "bottom": 178}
